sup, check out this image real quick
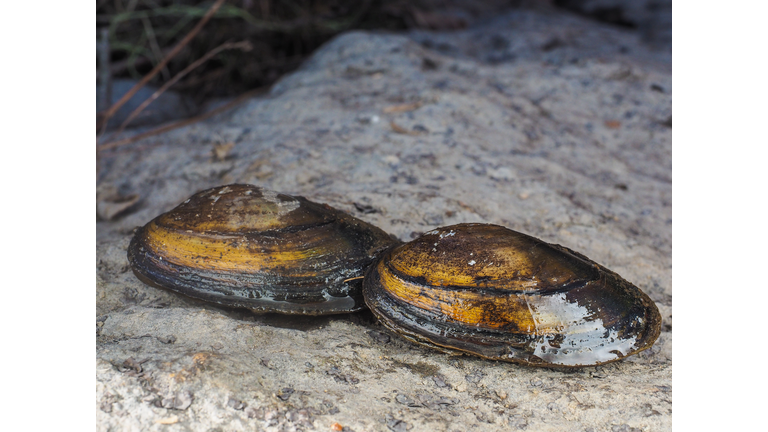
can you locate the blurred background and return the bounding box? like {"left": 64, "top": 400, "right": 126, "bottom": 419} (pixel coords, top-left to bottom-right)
{"left": 96, "top": 0, "right": 671, "bottom": 131}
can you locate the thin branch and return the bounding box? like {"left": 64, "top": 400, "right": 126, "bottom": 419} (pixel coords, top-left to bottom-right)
{"left": 141, "top": 16, "right": 170, "bottom": 81}
{"left": 97, "top": 0, "right": 226, "bottom": 134}
{"left": 97, "top": 86, "right": 267, "bottom": 152}
{"left": 111, "top": 40, "right": 253, "bottom": 137}
{"left": 109, "top": 46, "right": 174, "bottom": 75}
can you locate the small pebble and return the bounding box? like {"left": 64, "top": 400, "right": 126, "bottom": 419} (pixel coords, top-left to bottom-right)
{"left": 155, "top": 415, "right": 179, "bottom": 425}
{"left": 277, "top": 387, "right": 295, "bottom": 401}
{"left": 227, "top": 398, "right": 246, "bottom": 410}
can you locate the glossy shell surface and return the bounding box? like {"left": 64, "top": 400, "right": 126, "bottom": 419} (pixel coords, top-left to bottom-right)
{"left": 128, "top": 184, "right": 400, "bottom": 315}
{"left": 363, "top": 223, "right": 662, "bottom": 367}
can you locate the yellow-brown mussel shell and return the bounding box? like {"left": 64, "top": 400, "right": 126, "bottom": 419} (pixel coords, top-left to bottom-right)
{"left": 128, "top": 184, "right": 400, "bottom": 315}
{"left": 363, "top": 223, "right": 662, "bottom": 367}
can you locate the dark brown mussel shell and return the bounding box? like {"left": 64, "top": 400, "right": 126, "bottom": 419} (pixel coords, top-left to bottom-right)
{"left": 363, "top": 223, "right": 662, "bottom": 367}
{"left": 128, "top": 184, "right": 400, "bottom": 315}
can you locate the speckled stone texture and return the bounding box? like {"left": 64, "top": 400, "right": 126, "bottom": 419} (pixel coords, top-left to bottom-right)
{"left": 97, "top": 8, "right": 671, "bottom": 432}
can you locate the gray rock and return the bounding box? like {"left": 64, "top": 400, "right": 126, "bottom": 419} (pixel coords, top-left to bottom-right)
{"left": 97, "top": 8, "right": 671, "bottom": 431}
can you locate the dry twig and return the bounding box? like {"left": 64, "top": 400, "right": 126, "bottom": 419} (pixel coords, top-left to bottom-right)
{"left": 97, "top": 0, "right": 226, "bottom": 134}
{"left": 111, "top": 40, "right": 253, "bottom": 137}
{"left": 97, "top": 86, "right": 267, "bottom": 152}
{"left": 382, "top": 101, "right": 423, "bottom": 113}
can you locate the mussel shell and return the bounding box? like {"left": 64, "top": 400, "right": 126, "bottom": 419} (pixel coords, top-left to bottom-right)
{"left": 128, "top": 184, "right": 400, "bottom": 315}
{"left": 363, "top": 223, "right": 662, "bottom": 367}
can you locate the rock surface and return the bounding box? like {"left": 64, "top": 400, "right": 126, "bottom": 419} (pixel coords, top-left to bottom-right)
{"left": 97, "top": 8, "right": 671, "bottom": 431}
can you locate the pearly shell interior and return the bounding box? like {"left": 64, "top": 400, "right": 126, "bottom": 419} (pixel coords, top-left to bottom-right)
{"left": 363, "top": 223, "right": 662, "bottom": 367}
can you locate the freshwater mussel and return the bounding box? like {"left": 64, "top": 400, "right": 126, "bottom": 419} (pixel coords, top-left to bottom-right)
{"left": 128, "top": 184, "right": 661, "bottom": 367}
{"left": 363, "top": 223, "right": 662, "bottom": 367}
{"left": 128, "top": 184, "right": 400, "bottom": 315}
